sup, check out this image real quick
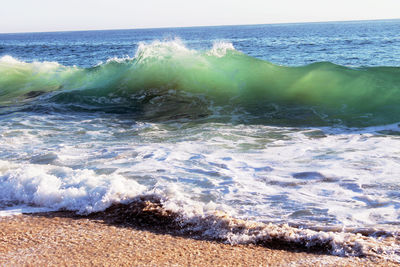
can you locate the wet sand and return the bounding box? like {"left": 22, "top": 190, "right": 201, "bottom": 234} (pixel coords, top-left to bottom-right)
{"left": 0, "top": 212, "right": 397, "bottom": 266}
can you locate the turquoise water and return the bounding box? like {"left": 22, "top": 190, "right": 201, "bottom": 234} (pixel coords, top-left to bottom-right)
{"left": 1, "top": 20, "right": 400, "bottom": 259}
{"left": 1, "top": 46, "right": 400, "bottom": 126}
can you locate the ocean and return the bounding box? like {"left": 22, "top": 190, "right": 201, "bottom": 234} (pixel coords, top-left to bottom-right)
{"left": 1, "top": 19, "right": 400, "bottom": 259}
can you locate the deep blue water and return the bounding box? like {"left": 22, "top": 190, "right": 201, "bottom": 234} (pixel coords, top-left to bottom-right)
{"left": 1, "top": 19, "right": 399, "bottom": 67}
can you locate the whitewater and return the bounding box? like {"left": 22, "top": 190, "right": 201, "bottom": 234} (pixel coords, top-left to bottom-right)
{"left": 1, "top": 21, "right": 400, "bottom": 261}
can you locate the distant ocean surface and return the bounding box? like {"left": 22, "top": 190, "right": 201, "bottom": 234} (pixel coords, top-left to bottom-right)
{"left": 1, "top": 20, "right": 400, "bottom": 259}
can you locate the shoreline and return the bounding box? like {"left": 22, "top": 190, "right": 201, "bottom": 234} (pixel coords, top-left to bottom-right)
{"left": 0, "top": 211, "right": 397, "bottom": 266}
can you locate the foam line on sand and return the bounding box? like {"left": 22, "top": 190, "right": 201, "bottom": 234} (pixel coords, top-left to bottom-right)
{"left": 0, "top": 212, "right": 397, "bottom": 266}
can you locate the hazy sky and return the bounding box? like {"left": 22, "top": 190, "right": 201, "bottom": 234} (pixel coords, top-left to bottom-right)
{"left": 1, "top": 0, "right": 400, "bottom": 33}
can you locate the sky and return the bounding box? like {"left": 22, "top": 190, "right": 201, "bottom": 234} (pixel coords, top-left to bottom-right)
{"left": 1, "top": 0, "right": 400, "bottom": 33}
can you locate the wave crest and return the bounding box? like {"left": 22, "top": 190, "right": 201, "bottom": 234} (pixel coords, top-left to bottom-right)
{"left": 208, "top": 41, "right": 236, "bottom": 57}
{"left": 1, "top": 41, "right": 400, "bottom": 126}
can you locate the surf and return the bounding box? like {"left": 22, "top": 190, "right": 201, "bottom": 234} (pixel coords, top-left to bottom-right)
{"left": 1, "top": 40, "right": 400, "bottom": 126}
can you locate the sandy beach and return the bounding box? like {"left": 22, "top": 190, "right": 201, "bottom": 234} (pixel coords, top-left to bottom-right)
{"left": 0, "top": 211, "right": 397, "bottom": 267}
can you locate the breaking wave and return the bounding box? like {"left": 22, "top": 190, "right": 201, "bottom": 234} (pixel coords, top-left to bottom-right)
{"left": 1, "top": 40, "right": 400, "bottom": 126}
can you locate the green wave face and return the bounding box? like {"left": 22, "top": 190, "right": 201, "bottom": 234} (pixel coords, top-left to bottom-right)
{"left": 1, "top": 41, "right": 400, "bottom": 126}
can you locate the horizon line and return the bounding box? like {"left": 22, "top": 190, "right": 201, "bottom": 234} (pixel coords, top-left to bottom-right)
{"left": 1, "top": 17, "right": 399, "bottom": 35}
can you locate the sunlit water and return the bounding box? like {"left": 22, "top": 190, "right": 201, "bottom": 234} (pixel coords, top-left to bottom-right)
{"left": 1, "top": 20, "right": 400, "bottom": 259}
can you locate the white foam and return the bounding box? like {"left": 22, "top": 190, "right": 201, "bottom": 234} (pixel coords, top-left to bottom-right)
{"left": 132, "top": 39, "right": 237, "bottom": 64}
{"left": 1, "top": 112, "right": 400, "bottom": 260}
{"left": 208, "top": 41, "right": 236, "bottom": 57}
{"left": 0, "top": 55, "right": 63, "bottom": 71}
{"left": 0, "top": 206, "right": 56, "bottom": 217}
{"left": 134, "top": 38, "right": 194, "bottom": 62}
{"left": 0, "top": 160, "right": 146, "bottom": 214}
{"left": 174, "top": 213, "right": 400, "bottom": 260}
{"left": 0, "top": 55, "right": 21, "bottom": 64}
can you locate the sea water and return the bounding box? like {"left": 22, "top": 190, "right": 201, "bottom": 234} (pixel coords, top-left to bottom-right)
{"left": 1, "top": 20, "right": 400, "bottom": 259}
